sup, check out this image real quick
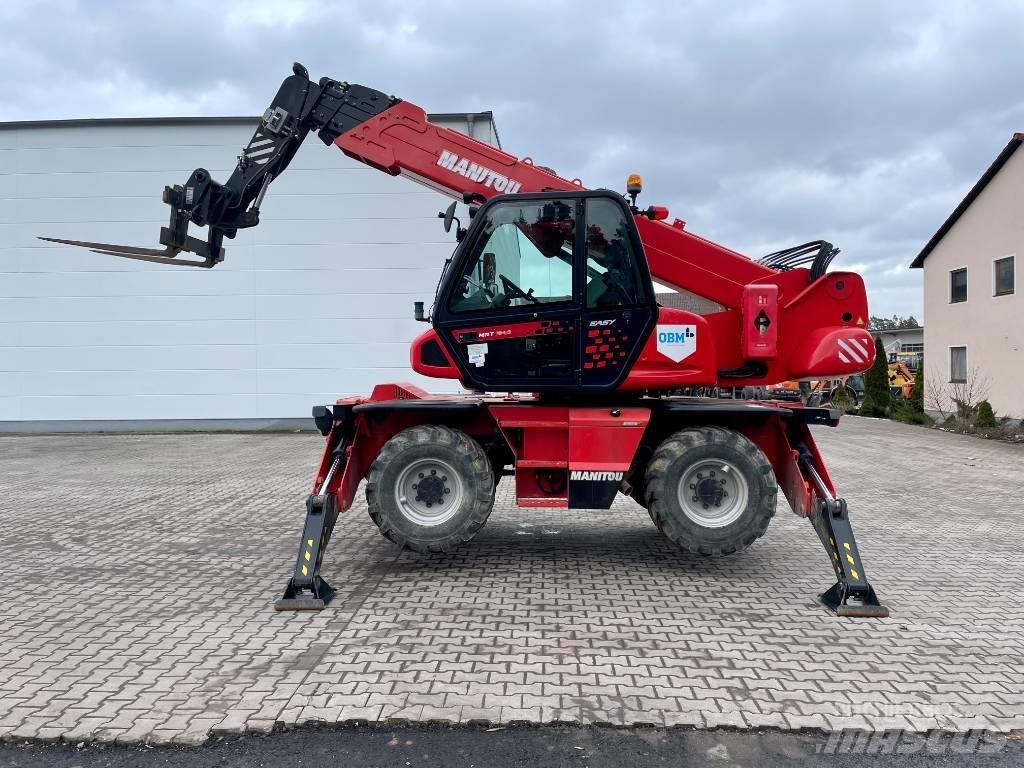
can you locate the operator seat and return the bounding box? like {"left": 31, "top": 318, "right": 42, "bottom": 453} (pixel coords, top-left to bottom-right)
{"left": 585, "top": 240, "right": 631, "bottom": 307}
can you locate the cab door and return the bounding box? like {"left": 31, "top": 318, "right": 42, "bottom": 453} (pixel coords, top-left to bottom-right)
{"left": 432, "top": 191, "right": 655, "bottom": 392}
{"left": 577, "top": 195, "right": 656, "bottom": 388}
{"left": 433, "top": 196, "right": 583, "bottom": 391}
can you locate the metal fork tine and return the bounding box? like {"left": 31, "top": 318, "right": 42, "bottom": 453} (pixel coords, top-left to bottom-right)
{"left": 39, "top": 236, "right": 215, "bottom": 268}
{"left": 86, "top": 249, "right": 215, "bottom": 268}
{"left": 88, "top": 245, "right": 175, "bottom": 258}
{"left": 39, "top": 237, "right": 177, "bottom": 258}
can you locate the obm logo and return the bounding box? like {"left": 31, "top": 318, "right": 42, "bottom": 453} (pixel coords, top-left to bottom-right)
{"left": 656, "top": 324, "right": 697, "bottom": 363}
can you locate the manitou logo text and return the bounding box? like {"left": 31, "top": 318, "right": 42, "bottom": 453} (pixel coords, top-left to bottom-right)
{"left": 436, "top": 150, "right": 523, "bottom": 194}
{"left": 570, "top": 471, "right": 624, "bottom": 482}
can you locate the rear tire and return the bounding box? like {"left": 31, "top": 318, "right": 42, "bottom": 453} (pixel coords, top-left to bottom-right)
{"left": 366, "top": 425, "right": 494, "bottom": 553}
{"left": 645, "top": 426, "right": 776, "bottom": 555}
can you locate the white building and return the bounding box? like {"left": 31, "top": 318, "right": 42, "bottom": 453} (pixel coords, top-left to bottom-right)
{"left": 0, "top": 114, "right": 498, "bottom": 430}
{"left": 870, "top": 326, "right": 924, "bottom": 366}
{"left": 911, "top": 133, "right": 1022, "bottom": 419}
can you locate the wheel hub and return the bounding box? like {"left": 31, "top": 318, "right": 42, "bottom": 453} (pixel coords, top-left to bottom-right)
{"left": 676, "top": 459, "right": 749, "bottom": 528}
{"left": 396, "top": 458, "right": 464, "bottom": 527}
{"left": 695, "top": 476, "right": 725, "bottom": 507}
{"left": 415, "top": 473, "right": 447, "bottom": 506}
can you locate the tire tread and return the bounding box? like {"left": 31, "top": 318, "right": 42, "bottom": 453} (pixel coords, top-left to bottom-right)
{"left": 366, "top": 425, "right": 494, "bottom": 554}
{"left": 644, "top": 426, "right": 776, "bottom": 556}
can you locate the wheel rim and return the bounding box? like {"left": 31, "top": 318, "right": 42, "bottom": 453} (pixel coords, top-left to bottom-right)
{"left": 395, "top": 458, "right": 464, "bottom": 527}
{"left": 676, "top": 458, "right": 749, "bottom": 528}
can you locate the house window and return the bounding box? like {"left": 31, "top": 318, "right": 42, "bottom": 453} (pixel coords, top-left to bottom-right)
{"left": 949, "top": 346, "right": 967, "bottom": 383}
{"left": 994, "top": 256, "right": 1014, "bottom": 296}
{"left": 949, "top": 268, "right": 967, "bottom": 303}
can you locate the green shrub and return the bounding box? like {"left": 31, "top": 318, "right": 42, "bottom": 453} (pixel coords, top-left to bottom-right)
{"left": 976, "top": 400, "right": 997, "bottom": 428}
{"left": 939, "top": 414, "right": 976, "bottom": 433}
{"left": 891, "top": 399, "right": 934, "bottom": 426}
{"left": 859, "top": 336, "right": 892, "bottom": 418}
{"left": 955, "top": 401, "right": 977, "bottom": 422}
{"left": 904, "top": 411, "right": 934, "bottom": 426}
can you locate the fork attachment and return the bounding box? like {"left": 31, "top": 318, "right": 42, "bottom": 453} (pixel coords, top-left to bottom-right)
{"left": 41, "top": 62, "right": 400, "bottom": 268}
{"left": 39, "top": 184, "right": 225, "bottom": 267}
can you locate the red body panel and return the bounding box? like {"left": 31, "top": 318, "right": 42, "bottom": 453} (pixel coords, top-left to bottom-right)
{"left": 567, "top": 408, "right": 650, "bottom": 471}
{"left": 409, "top": 328, "right": 460, "bottom": 379}
{"left": 622, "top": 274, "right": 873, "bottom": 388}
{"left": 621, "top": 308, "right": 718, "bottom": 390}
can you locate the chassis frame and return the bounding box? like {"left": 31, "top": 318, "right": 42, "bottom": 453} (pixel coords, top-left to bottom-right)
{"left": 276, "top": 384, "right": 887, "bottom": 618}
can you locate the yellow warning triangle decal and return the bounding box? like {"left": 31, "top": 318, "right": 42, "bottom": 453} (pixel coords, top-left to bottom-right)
{"left": 855, "top": 316, "right": 865, "bottom": 326}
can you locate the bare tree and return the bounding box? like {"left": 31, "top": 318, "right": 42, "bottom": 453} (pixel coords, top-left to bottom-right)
{"left": 926, "top": 366, "right": 991, "bottom": 422}
{"left": 925, "top": 366, "right": 951, "bottom": 419}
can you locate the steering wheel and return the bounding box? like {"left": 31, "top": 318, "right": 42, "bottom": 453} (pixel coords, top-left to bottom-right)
{"left": 599, "top": 270, "right": 634, "bottom": 304}
{"left": 499, "top": 273, "right": 539, "bottom": 304}
{"left": 461, "top": 274, "right": 499, "bottom": 303}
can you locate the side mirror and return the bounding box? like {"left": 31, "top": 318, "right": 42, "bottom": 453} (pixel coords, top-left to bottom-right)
{"left": 439, "top": 201, "right": 458, "bottom": 233}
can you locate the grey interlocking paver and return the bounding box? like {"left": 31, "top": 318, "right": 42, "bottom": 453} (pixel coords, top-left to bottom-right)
{"left": 1, "top": 417, "right": 1023, "bottom": 743}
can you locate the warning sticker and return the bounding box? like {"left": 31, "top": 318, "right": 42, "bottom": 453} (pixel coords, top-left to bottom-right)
{"left": 467, "top": 343, "right": 488, "bottom": 367}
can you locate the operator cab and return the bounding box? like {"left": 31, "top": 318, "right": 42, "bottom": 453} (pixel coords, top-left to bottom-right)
{"left": 430, "top": 190, "right": 657, "bottom": 392}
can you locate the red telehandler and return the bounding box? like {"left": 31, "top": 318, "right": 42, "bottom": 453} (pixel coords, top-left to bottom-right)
{"left": 44, "top": 64, "right": 888, "bottom": 617}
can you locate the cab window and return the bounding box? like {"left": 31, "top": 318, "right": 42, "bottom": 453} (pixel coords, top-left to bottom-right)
{"left": 584, "top": 197, "right": 648, "bottom": 308}
{"left": 449, "top": 199, "right": 576, "bottom": 313}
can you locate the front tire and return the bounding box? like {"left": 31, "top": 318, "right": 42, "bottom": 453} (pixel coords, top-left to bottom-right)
{"left": 366, "top": 425, "right": 494, "bottom": 553}
{"left": 644, "top": 426, "right": 777, "bottom": 555}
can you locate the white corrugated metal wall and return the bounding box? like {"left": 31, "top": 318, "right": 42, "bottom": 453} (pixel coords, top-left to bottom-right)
{"left": 0, "top": 115, "right": 497, "bottom": 428}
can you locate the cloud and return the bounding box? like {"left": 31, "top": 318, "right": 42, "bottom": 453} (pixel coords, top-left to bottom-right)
{"left": 4, "top": 0, "right": 1024, "bottom": 319}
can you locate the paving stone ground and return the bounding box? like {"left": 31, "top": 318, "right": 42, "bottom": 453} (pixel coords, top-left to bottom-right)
{"left": 1, "top": 416, "right": 1022, "bottom": 744}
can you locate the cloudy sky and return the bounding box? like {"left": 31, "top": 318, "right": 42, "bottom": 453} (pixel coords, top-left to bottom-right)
{"left": 4, "top": 0, "right": 1023, "bottom": 319}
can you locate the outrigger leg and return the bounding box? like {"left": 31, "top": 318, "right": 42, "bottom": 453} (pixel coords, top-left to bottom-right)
{"left": 800, "top": 454, "right": 889, "bottom": 618}
{"left": 274, "top": 452, "right": 344, "bottom": 611}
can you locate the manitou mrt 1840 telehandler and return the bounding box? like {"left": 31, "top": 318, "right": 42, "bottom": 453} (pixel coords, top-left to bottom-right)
{"left": 45, "top": 64, "right": 888, "bottom": 617}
